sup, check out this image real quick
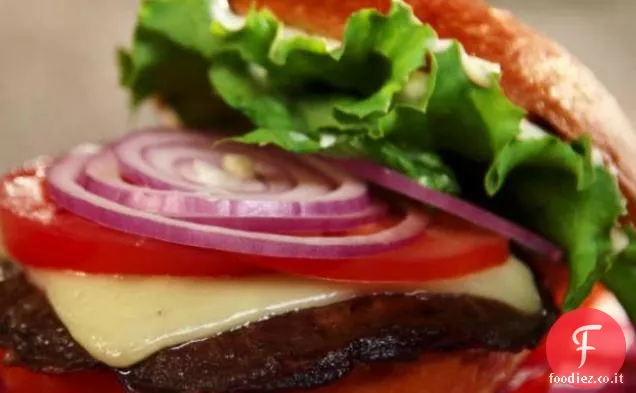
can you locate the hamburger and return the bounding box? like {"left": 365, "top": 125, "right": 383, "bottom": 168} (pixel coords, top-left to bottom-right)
{"left": 1, "top": 0, "right": 635, "bottom": 392}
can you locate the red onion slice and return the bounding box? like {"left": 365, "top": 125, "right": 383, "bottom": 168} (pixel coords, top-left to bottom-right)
{"left": 80, "top": 151, "right": 387, "bottom": 232}
{"left": 112, "top": 129, "right": 371, "bottom": 215}
{"left": 183, "top": 203, "right": 388, "bottom": 232}
{"left": 47, "top": 150, "right": 430, "bottom": 258}
{"left": 335, "top": 159, "right": 564, "bottom": 261}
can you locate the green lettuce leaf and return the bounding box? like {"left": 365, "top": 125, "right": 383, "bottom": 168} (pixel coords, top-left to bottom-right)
{"left": 120, "top": 0, "right": 636, "bottom": 322}
{"left": 118, "top": 0, "right": 245, "bottom": 128}
{"left": 501, "top": 168, "right": 623, "bottom": 309}
{"left": 604, "top": 228, "right": 636, "bottom": 323}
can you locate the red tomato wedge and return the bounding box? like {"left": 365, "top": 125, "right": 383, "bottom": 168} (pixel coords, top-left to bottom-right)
{"left": 0, "top": 158, "right": 510, "bottom": 281}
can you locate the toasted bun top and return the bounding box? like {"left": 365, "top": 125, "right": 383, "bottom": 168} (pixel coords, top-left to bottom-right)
{"left": 231, "top": 0, "right": 636, "bottom": 218}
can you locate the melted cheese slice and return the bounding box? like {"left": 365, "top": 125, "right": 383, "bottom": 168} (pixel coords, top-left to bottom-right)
{"left": 28, "top": 257, "right": 541, "bottom": 368}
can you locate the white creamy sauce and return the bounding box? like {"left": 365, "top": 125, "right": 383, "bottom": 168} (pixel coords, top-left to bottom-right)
{"left": 430, "top": 38, "right": 453, "bottom": 53}
{"left": 611, "top": 227, "right": 630, "bottom": 253}
{"left": 401, "top": 72, "right": 430, "bottom": 102}
{"left": 319, "top": 133, "right": 337, "bottom": 148}
{"left": 591, "top": 148, "right": 620, "bottom": 178}
{"left": 191, "top": 159, "right": 229, "bottom": 185}
{"left": 518, "top": 119, "right": 549, "bottom": 141}
{"left": 463, "top": 55, "right": 501, "bottom": 88}
{"left": 248, "top": 64, "right": 269, "bottom": 83}
{"left": 432, "top": 39, "right": 501, "bottom": 88}
{"left": 209, "top": 0, "right": 246, "bottom": 31}
{"left": 289, "top": 131, "right": 311, "bottom": 143}
{"left": 29, "top": 256, "right": 541, "bottom": 368}
{"left": 222, "top": 153, "right": 256, "bottom": 180}
{"left": 591, "top": 148, "right": 605, "bottom": 166}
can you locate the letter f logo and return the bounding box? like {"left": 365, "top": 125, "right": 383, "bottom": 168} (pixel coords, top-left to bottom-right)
{"left": 572, "top": 324, "right": 603, "bottom": 369}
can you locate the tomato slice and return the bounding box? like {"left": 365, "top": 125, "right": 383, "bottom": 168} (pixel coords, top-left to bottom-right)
{"left": 0, "top": 158, "right": 262, "bottom": 277}
{"left": 245, "top": 212, "right": 510, "bottom": 282}
{"left": 0, "top": 158, "right": 510, "bottom": 281}
{"left": 0, "top": 361, "right": 550, "bottom": 393}
{"left": 0, "top": 351, "right": 123, "bottom": 393}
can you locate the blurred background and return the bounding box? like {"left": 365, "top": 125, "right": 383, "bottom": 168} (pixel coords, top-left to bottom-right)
{"left": 0, "top": 0, "right": 634, "bottom": 171}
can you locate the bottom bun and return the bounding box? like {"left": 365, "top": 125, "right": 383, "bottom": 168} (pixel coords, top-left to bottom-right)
{"left": 0, "top": 362, "right": 122, "bottom": 393}
{"left": 0, "top": 350, "right": 530, "bottom": 393}
{"left": 293, "top": 350, "right": 530, "bottom": 393}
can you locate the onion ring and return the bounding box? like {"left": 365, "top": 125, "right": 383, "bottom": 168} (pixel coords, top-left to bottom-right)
{"left": 46, "top": 130, "right": 431, "bottom": 259}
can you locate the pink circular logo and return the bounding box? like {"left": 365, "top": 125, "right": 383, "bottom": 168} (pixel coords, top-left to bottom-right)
{"left": 546, "top": 308, "right": 627, "bottom": 388}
